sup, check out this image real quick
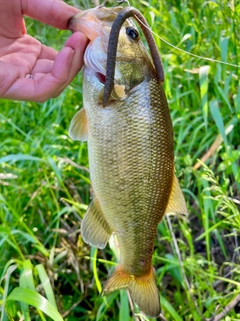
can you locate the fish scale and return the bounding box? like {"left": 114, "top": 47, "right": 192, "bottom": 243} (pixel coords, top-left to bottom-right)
{"left": 68, "top": 6, "right": 188, "bottom": 317}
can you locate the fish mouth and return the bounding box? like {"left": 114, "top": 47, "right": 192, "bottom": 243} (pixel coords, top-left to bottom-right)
{"left": 84, "top": 42, "right": 107, "bottom": 85}
{"left": 69, "top": 9, "right": 114, "bottom": 86}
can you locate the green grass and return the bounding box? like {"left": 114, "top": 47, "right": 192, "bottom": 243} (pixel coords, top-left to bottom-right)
{"left": 0, "top": 0, "right": 239, "bottom": 320}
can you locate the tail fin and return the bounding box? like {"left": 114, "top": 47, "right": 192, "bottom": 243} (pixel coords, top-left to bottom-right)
{"left": 102, "top": 265, "right": 160, "bottom": 318}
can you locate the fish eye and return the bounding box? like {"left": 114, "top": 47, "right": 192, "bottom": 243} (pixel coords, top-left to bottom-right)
{"left": 126, "top": 27, "right": 139, "bottom": 40}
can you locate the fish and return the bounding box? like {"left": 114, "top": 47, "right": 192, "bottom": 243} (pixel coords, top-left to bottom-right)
{"left": 68, "top": 5, "right": 188, "bottom": 318}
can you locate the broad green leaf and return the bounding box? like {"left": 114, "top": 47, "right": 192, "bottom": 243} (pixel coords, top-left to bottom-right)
{"left": 6, "top": 287, "right": 63, "bottom": 321}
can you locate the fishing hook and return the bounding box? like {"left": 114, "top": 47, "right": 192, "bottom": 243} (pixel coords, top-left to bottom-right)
{"left": 103, "top": 6, "right": 164, "bottom": 106}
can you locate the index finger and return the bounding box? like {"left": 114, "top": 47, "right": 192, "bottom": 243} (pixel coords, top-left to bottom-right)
{"left": 22, "top": 0, "right": 80, "bottom": 30}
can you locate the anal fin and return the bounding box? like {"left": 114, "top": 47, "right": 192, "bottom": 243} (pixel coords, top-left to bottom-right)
{"left": 81, "top": 198, "right": 112, "bottom": 249}
{"left": 165, "top": 174, "right": 188, "bottom": 216}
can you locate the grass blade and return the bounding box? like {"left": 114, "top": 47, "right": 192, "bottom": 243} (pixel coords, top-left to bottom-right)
{"left": 0, "top": 264, "right": 17, "bottom": 321}
{"left": 160, "top": 295, "right": 183, "bottom": 321}
{"left": 36, "top": 264, "right": 57, "bottom": 308}
{"left": 6, "top": 287, "right": 63, "bottom": 321}
{"left": 19, "top": 260, "right": 35, "bottom": 321}
{"left": 209, "top": 100, "right": 227, "bottom": 146}
{"left": 91, "top": 247, "right": 102, "bottom": 294}
{"left": 0, "top": 154, "right": 44, "bottom": 164}
{"left": 220, "top": 36, "right": 229, "bottom": 62}
{"left": 119, "top": 290, "right": 130, "bottom": 321}
{"left": 199, "top": 65, "right": 210, "bottom": 128}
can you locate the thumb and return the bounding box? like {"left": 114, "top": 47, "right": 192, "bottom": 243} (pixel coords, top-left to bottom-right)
{"left": 51, "top": 31, "right": 88, "bottom": 86}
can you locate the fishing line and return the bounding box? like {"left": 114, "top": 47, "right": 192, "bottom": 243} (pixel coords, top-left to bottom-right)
{"left": 115, "top": 0, "right": 130, "bottom": 6}
{"left": 134, "top": 15, "right": 240, "bottom": 69}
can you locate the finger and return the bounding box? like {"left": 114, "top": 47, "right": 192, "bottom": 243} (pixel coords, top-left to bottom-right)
{"left": 31, "top": 59, "right": 54, "bottom": 74}
{"left": 52, "top": 32, "right": 88, "bottom": 81}
{"left": 0, "top": 1, "right": 24, "bottom": 38}
{"left": 38, "top": 45, "right": 58, "bottom": 60}
{"left": 22, "top": 0, "right": 80, "bottom": 30}
{"left": 2, "top": 32, "right": 87, "bottom": 102}
{"left": 43, "top": 32, "right": 88, "bottom": 97}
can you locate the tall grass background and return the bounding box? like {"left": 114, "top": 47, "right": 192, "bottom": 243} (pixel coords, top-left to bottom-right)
{"left": 0, "top": 0, "right": 239, "bottom": 320}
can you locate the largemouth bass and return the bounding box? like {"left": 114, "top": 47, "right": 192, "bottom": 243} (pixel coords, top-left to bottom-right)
{"left": 69, "top": 6, "right": 187, "bottom": 317}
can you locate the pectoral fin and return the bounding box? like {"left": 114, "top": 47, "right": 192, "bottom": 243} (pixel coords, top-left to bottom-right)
{"left": 165, "top": 174, "right": 188, "bottom": 216}
{"left": 68, "top": 108, "right": 88, "bottom": 141}
{"left": 81, "top": 198, "right": 112, "bottom": 249}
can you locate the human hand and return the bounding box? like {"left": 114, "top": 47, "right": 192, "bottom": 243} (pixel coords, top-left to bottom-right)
{"left": 0, "top": 0, "right": 88, "bottom": 102}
